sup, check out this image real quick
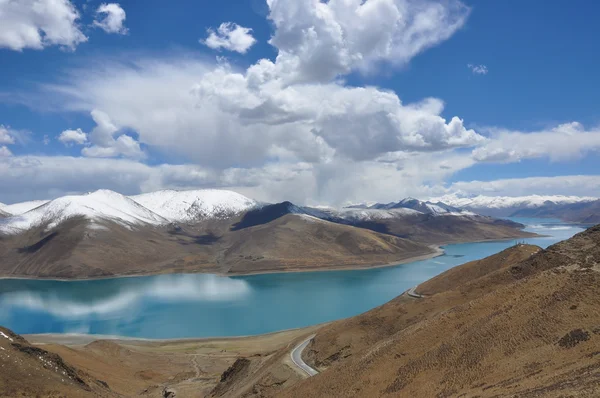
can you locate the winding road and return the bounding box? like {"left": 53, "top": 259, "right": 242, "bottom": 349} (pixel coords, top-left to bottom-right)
{"left": 289, "top": 286, "right": 423, "bottom": 377}
{"left": 290, "top": 334, "right": 319, "bottom": 377}
{"left": 406, "top": 285, "right": 424, "bottom": 298}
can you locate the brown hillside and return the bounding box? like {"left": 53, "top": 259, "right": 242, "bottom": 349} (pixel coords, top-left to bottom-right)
{"left": 279, "top": 225, "right": 600, "bottom": 397}
{"left": 218, "top": 214, "right": 435, "bottom": 274}
{"left": 0, "top": 326, "right": 114, "bottom": 397}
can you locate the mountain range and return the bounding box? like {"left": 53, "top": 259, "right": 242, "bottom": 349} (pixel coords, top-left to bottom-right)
{"left": 0, "top": 189, "right": 534, "bottom": 279}
{"left": 432, "top": 193, "right": 599, "bottom": 222}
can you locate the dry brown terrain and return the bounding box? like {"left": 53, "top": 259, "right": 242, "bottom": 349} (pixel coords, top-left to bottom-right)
{"left": 1, "top": 226, "right": 598, "bottom": 397}
{"left": 0, "top": 326, "right": 114, "bottom": 397}
{"left": 278, "top": 225, "right": 600, "bottom": 397}
{"left": 347, "top": 212, "right": 536, "bottom": 245}
{"left": 1, "top": 326, "right": 318, "bottom": 398}
{"left": 0, "top": 209, "right": 533, "bottom": 279}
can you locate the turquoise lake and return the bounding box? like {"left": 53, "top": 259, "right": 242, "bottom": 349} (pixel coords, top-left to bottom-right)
{"left": 0, "top": 218, "right": 587, "bottom": 339}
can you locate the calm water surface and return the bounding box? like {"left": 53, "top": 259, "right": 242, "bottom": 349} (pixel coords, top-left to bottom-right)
{"left": 0, "top": 218, "right": 586, "bottom": 339}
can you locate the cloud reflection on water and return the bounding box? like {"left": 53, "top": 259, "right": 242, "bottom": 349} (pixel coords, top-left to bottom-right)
{"left": 0, "top": 274, "right": 251, "bottom": 318}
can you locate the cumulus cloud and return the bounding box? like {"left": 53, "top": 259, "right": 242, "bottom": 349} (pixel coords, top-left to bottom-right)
{"left": 9, "top": 0, "right": 494, "bottom": 203}
{"left": 93, "top": 3, "right": 128, "bottom": 35}
{"left": 0, "top": 146, "right": 12, "bottom": 157}
{"left": 472, "top": 122, "right": 600, "bottom": 163}
{"left": 45, "top": 0, "right": 476, "bottom": 167}
{"left": 0, "top": 0, "right": 87, "bottom": 51}
{"left": 48, "top": 54, "right": 483, "bottom": 167}
{"left": 267, "top": 0, "right": 470, "bottom": 82}
{"left": 467, "top": 63, "right": 488, "bottom": 75}
{"left": 82, "top": 110, "right": 144, "bottom": 159}
{"left": 201, "top": 22, "right": 257, "bottom": 53}
{"left": 58, "top": 128, "right": 88, "bottom": 145}
{"left": 0, "top": 126, "right": 15, "bottom": 145}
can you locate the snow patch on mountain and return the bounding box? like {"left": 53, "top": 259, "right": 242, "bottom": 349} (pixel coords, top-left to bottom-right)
{"left": 432, "top": 194, "right": 597, "bottom": 210}
{"left": 346, "top": 198, "right": 471, "bottom": 217}
{"left": 0, "top": 190, "right": 168, "bottom": 234}
{"left": 130, "top": 189, "right": 257, "bottom": 223}
{"left": 2, "top": 200, "right": 49, "bottom": 215}
{"left": 333, "top": 207, "right": 421, "bottom": 221}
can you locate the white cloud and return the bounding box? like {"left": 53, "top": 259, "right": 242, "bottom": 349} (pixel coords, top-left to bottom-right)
{"left": 58, "top": 128, "right": 88, "bottom": 145}
{"left": 43, "top": 0, "right": 475, "bottom": 168}
{"left": 81, "top": 110, "right": 144, "bottom": 159}
{"left": 47, "top": 54, "right": 482, "bottom": 168}
{"left": 93, "top": 3, "right": 128, "bottom": 35}
{"left": 1, "top": 152, "right": 599, "bottom": 205}
{"left": 267, "top": 0, "right": 470, "bottom": 82}
{"left": 201, "top": 22, "right": 256, "bottom": 53}
{"left": 447, "top": 175, "right": 600, "bottom": 198}
{"left": 82, "top": 134, "right": 143, "bottom": 159}
{"left": 467, "top": 63, "right": 488, "bottom": 75}
{"left": 0, "top": 151, "right": 472, "bottom": 205}
{"left": 0, "top": 146, "right": 12, "bottom": 157}
{"left": 7, "top": 0, "right": 492, "bottom": 204}
{"left": 0, "top": 126, "right": 15, "bottom": 145}
{"left": 472, "top": 122, "right": 600, "bottom": 163}
{"left": 0, "top": 0, "right": 87, "bottom": 51}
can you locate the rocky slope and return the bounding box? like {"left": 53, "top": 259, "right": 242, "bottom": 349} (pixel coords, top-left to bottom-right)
{"left": 0, "top": 326, "right": 114, "bottom": 397}
{"left": 276, "top": 225, "right": 600, "bottom": 397}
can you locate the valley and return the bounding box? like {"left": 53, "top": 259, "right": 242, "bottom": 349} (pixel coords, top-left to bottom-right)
{"left": 1, "top": 220, "right": 598, "bottom": 397}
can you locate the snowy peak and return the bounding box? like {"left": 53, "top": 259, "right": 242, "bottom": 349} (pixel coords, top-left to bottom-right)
{"left": 0, "top": 190, "right": 168, "bottom": 234}
{"left": 348, "top": 198, "right": 469, "bottom": 216}
{"left": 432, "top": 194, "right": 597, "bottom": 210}
{"left": 131, "top": 189, "right": 257, "bottom": 223}
{"left": 2, "top": 200, "right": 49, "bottom": 216}
{"left": 328, "top": 207, "right": 422, "bottom": 222}
{"left": 0, "top": 204, "right": 9, "bottom": 218}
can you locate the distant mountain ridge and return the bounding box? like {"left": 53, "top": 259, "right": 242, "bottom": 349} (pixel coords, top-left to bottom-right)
{"left": 0, "top": 191, "right": 484, "bottom": 235}
{"left": 430, "top": 194, "right": 599, "bottom": 222}
{"left": 0, "top": 189, "right": 535, "bottom": 279}
{"left": 347, "top": 197, "right": 471, "bottom": 215}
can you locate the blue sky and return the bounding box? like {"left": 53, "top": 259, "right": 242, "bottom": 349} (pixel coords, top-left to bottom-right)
{"left": 1, "top": 0, "right": 599, "bottom": 204}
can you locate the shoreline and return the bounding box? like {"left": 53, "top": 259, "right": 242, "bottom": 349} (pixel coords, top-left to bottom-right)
{"left": 0, "top": 245, "right": 445, "bottom": 282}
{"left": 0, "top": 232, "right": 541, "bottom": 282}
{"left": 24, "top": 323, "right": 325, "bottom": 346}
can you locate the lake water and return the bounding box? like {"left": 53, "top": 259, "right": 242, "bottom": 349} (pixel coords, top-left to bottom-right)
{"left": 0, "top": 218, "right": 586, "bottom": 339}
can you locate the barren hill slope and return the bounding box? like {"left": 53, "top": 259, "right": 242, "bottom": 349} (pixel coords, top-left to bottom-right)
{"left": 0, "top": 326, "right": 114, "bottom": 397}
{"left": 218, "top": 213, "right": 435, "bottom": 274}
{"left": 0, "top": 212, "right": 436, "bottom": 278}
{"left": 277, "top": 225, "right": 600, "bottom": 397}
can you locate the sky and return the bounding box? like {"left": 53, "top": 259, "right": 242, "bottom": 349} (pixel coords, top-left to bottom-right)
{"left": 1, "top": 0, "right": 600, "bottom": 205}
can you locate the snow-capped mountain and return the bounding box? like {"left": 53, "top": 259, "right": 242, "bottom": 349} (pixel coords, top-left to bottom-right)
{"left": 432, "top": 194, "right": 596, "bottom": 210}
{"left": 0, "top": 190, "right": 168, "bottom": 234}
{"left": 346, "top": 198, "right": 473, "bottom": 216}
{"left": 0, "top": 203, "right": 9, "bottom": 218}
{"left": 0, "top": 189, "right": 260, "bottom": 234}
{"left": 311, "top": 207, "right": 421, "bottom": 222}
{"left": 130, "top": 189, "right": 257, "bottom": 223}
{"left": 1, "top": 200, "right": 49, "bottom": 215}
